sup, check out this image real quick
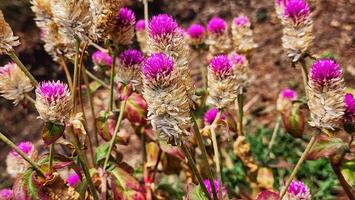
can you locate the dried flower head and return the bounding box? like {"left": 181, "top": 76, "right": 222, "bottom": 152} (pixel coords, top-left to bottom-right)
{"left": 6, "top": 141, "right": 37, "bottom": 178}
{"left": 203, "top": 179, "right": 227, "bottom": 199}
{"left": 111, "top": 7, "right": 136, "bottom": 45}
{"left": 230, "top": 52, "right": 250, "bottom": 88}
{"left": 135, "top": 19, "right": 148, "bottom": 53}
{"left": 187, "top": 23, "right": 206, "bottom": 46}
{"left": 285, "top": 180, "right": 311, "bottom": 200}
{"left": 92, "top": 50, "right": 112, "bottom": 70}
{"left": 281, "top": 0, "right": 313, "bottom": 62}
{"left": 0, "top": 62, "right": 34, "bottom": 105}
{"left": 275, "top": 0, "right": 288, "bottom": 19}
{"left": 0, "top": 188, "right": 12, "bottom": 200}
{"left": 88, "top": 0, "right": 121, "bottom": 41}
{"left": 67, "top": 172, "right": 81, "bottom": 187}
{"left": 344, "top": 93, "right": 355, "bottom": 124}
{"left": 276, "top": 88, "right": 298, "bottom": 112}
{"left": 231, "top": 15, "right": 257, "bottom": 54}
{"left": 206, "top": 17, "right": 231, "bottom": 55}
{"left": 307, "top": 59, "right": 345, "bottom": 130}
{"left": 143, "top": 53, "right": 191, "bottom": 145}
{"left": 208, "top": 55, "right": 239, "bottom": 109}
{"left": 35, "top": 81, "right": 72, "bottom": 125}
{"left": 0, "top": 10, "right": 20, "bottom": 54}
{"left": 115, "top": 49, "right": 144, "bottom": 91}
{"left": 147, "top": 14, "right": 195, "bottom": 108}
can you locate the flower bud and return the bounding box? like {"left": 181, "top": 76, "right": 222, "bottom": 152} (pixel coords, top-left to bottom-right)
{"left": 0, "top": 188, "right": 12, "bottom": 200}
{"left": 35, "top": 81, "right": 72, "bottom": 125}
{"left": 307, "top": 59, "right": 345, "bottom": 130}
{"left": 187, "top": 23, "right": 206, "bottom": 46}
{"left": 231, "top": 15, "right": 257, "bottom": 54}
{"left": 206, "top": 17, "right": 231, "bottom": 55}
{"left": 0, "top": 62, "right": 34, "bottom": 105}
{"left": 6, "top": 141, "right": 37, "bottom": 178}
{"left": 125, "top": 93, "right": 148, "bottom": 126}
{"left": 344, "top": 93, "right": 355, "bottom": 133}
{"left": 111, "top": 7, "right": 135, "bottom": 45}
{"left": 230, "top": 52, "right": 250, "bottom": 88}
{"left": 0, "top": 10, "right": 20, "bottom": 54}
{"left": 92, "top": 50, "right": 112, "bottom": 70}
{"left": 276, "top": 88, "right": 298, "bottom": 112}
{"left": 284, "top": 180, "right": 311, "bottom": 200}
{"left": 281, "top": 103, "right": 305, "bottom": 138}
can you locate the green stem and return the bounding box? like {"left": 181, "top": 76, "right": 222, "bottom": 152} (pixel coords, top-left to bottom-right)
{"left": 59, "top": 56, "right": 73, "bottom": 92}
{"left": 210, "top": 112, "right": 222, "bottom": 199}
{"left": 191, "top": 113, "right": 218, "bottom": 200}
{"left": 72, "top": 40, "right": 81, "bottom": 113}
{"left": 198, "top": 49, "right": 207, "bottom": 90}
{"left": 8, "top": 50, "right": 38, "bottom": 86}
{"left": 267, "top": 116, "right": 281, "bottom": 157}
{"left": 25, "top": 94, "right": 35, "bottom": 104}
{"left": 299, "top": 59, "right": 309, "bottom": 98}
{"left": 143, "top": 0, "right": 149, "bottom": 25}
{"left": 280, "top": 135, "right": 317, "bottom": 200}
{"left": 180, "top": 142, "right": 212, "bottom": 200}
{"left": 330, "top": 157, "right": 355, "bottom": 200}
{"left": 85, "top": 69, "right": 109, "bottom": 88}
{"left": 237, "top": 89, "right": 245, "bottom": 136}
{"left": 0, "top": 131, "right": 45, "bottom": 177}
{"left": 49, "top": 144, "right": 54, "bottom": 170}
{"left": 103, "top": 99, "right": 127, "bottom": 169}
{"left": 109, "top": 51, "right": 117, "bottom": 112}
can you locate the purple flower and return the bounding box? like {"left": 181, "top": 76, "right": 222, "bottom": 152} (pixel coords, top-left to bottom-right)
{"left": 233, "top": 16, "right": 250, "bottom": 26}
{"left": 148, "top": 14, "right": 178, "bottom": 39}
{"left": 37, "top": 81, "right": 70, "bottom": 104}
{"left": 135, "top": 19, "right": 146, "bottom": 31}
{"left": 310, "top": 59, "right": 342, "bottom": 87}
{"left": 281, "top": 88, "right": 298, "bottom": 100}
{"left": 344, "top": 93, "right": 355, "bottom": 123}
{"left": 116, "top": 7, "right": 135, "bottom": 28}
{"left": 230, "top": 53, "right": 246, "bottom": 65}
{"left": 92, "top": 50, "right": 113, "bottom": 67}
{"left": 0, "top": 62, "right": 15, "bottom": 76}
{"left": 284, "top": 0, "right": 310, "bottom": 22}
{"left": 204, "top": 107, "right": 226, "bottom": 125}
{"left": 10, "top": 141, "right": 33, "bottom": 158}
{"left": 119, "top": 49, "right": 144, "bottom": 67}
{"left": 187, "top": 24, "right": 205, "bottom": 39}
{"left": 210, "top": 55, "right": 233, "bottom": 76}
{"left": 143, "top": 53, "right": 174, "bottom": 80}
{"left": 207, "top": 17, "right": 226, "bottom": 35}
{"left": 67, "top": 172, "right": 81, "bottom": 187}
{"left": 203, "top": 179, "right": 225, "bottom": 197}
{"left": 287, "top": 180, "right": 311, "bottom": 199}
{"left": 0, "top": 188, "right": 12, "bottom": 200}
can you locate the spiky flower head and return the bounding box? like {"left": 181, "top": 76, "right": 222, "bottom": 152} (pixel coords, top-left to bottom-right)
{"left": 67, "top": 172, "right": 81, "bottom": 187}
{"left": 277, "top": 88, "right": 298, "bottom": 112}
{"left": 187, "top": 23, "right": 206, "bottom": 46}
{"left": 116, "top": 49, "right": 144, "bottom": 91}
{"left": 92, "top": 50, "right": 112, "bottom": 69}
{"left": 111, "top": 7, "right": 136, "bottom": 45}
{"left": 0, "top": 62, "right": 34, "bottom": 105}
{"left": 136, "top": 19, "right": 148, "bottom": 53}
{"left": 203, "top": 179, "right": 227, "bottom": 199}
{"left": 281, "top": 0, "right": 313, "bottom": 62}
{"left": 6, "top": 141, "right": 37, "bottom": 178}
{"left": 0, "top": 188, "right": 12, "bottom": 200}
{"left": 275, "top": 0, "right": 288, "bottom": 19}
{"left": 35, "top": 81, "right": 72, "bottom": 125}
{"left": 143, "top": 53, "right": 191, "bottom": 145}
{"left": 206, "top": 17, "right": 231, "bottom": 55}
{"left": 307, "top": 59, "right": 345, "bottom": 130}
{"left": 285, "top": 180, "right": 311, "bottom": 200}
{"left": 230, "top": 52, "right": 250, "bottom": 88}
{"left": 0, "top": 10, "right": 20, "bottom": 54}
{"left": 344, "top": 93, "right": 355, "bottom": 124}
{"left": 148, "top": 14, "right": 178, "bottom": 41}
{"left": 135, "top": 19, "right": 146, "bottom": 31}
{"left": 208, "top": 55, "right": 239, "bottom": 109}
{"left": 88, "top": 0, "right": 121, "bottom": 41}
{"left": 231, "top": 15, "right": 257, "bottom": 54}
{"left": 204, "top": 107, "right": 219, "bottom": 125}
{"left": 207, "top": 17, "right": 226, "bottom": 36}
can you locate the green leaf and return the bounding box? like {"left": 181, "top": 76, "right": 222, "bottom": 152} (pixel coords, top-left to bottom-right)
{"left": 94, "top": 142, "right": 110, "bottom": 164}
{"left": 42, "top": 122, "right": 65, "bottom": 145}
{"left": 186, "top": 184, "right": 208, "bottom": 200}
{"left": 341, "top": 161, "right": 355, "bottom": 186}
{"left": 89, "top": 81, "right": 102, "bottom": 93}
{"left": 110, "top": 166, "right": 144, "bottom": 200}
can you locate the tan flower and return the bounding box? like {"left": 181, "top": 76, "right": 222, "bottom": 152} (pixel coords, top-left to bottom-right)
{"left": 231, "top": 16, "right": 257, "bottom": 54}
{"left": 0, "top": 10, "right": 20, "bottom": 55}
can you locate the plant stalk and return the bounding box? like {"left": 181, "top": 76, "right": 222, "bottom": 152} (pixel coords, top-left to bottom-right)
{"left": 299, "top": 59, "right": 309, "bottom": 98}
{"left": 103, "top": 99, "right": 127, "bottom": 169}
{"left": 0, "top": 131, "right": 45, "bottom": 177}
{"left": 72, "top": 39, "right": 81, "bottom": 114}
{"left": 330, "top": 157, "right": 355, "bottom": 200}
{"left": 85, "top": 69, "right": 109, "bottom": 88}
{"left": 8, "top": 50, "right": 38, "bottom": 86}
{"left": 280, "top": 135, "right": 317, "bottom": 200}
{"left": 267, "top": 116, "right": 281, "bottom": 157}
{"left": 25, "top": 94, "right": 36, "bottom": 104}
{"left": 210, "top": 112, "right": 222, "bottom": 199}
{"left": 108, "top": 50, "right": 117, "bottom": 112}
{"left": 237, "top": 89, "right": 245, "bottom": 136}
{"left": 49, "top": 144, "right": 54, "bottom": 170}
{"left": 59, "top": 56, "right": 73, "bottom": 92}
{"left": 191, "top": 113, "right": 218, "bottom": 200}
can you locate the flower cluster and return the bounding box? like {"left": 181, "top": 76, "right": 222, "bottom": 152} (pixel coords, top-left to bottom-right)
{"left": 187, "top": 23, "right": 206, "bottom": 46}
{"left": 111, "top": 7, "right": 136, "bottom": 45}
{"left": 231, "top": 15, "right": 257, "bottom": 53}
{"left": 276, "top": 88, "right": 298, "bottom": 112}
{"left": 0, "top": 62, "right": 34, "bottom": 105}
{"left": 92, "top": 50, "right": 113, "bottom": 70}
{"left": 6, "top": 141, "right": 37, "bottom": 178}
{"left": 206, "top": 17, "right": 231, "bottom": 55}
{"left": 285, "top": 180, "right": 311, "bottom": 200}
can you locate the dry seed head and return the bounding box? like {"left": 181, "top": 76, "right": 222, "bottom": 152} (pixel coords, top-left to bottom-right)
{"left": 0, "top": 62, "right": 34, "bottom": 105}
{"left": 231, "top": 15, "right": 257, "bottom": 54}
{"left": 142, "top": 53, "right": 191, "bottom": 145}
{"left": 307, "top": 59, "right": 345, "bottom": 130}
{"left": 0, "top": 10, "right": 20, "bottom": 55}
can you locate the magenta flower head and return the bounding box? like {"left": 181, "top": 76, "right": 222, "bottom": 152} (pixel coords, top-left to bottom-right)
{"left": 233, "top": 16, "right": 250, "bottom": 27}
{"left": 135, "top": 19, "right": 146, "bottom": 31}
{"left": 11, "top": 141, "right": 34, "bottom": 158}
{"left": 277, "top": 88, "right": 298, "bottom": 112}
{"left": 281, "top": 88, "right": 298, "bottom": 100}
{"left": 148, "top": 14, "right": 178, "bottom": 40}
{"left": 6, "top": 141, "right": 37, "bottom": 177}
{"left": 204, "top": 107, "right": 226, "bottom": 125}
{"left": 35, "top": 81, "right": 72, "bottom": 124}
{"left": 203, "top": 179, "right": 226, "bottom": 198}
{"left": 344, "top": 93, "right": 355, "bottom": 124}
{"left": 0, "top": 188, "right": 12, "bottom": 200}
{"left": 187, "top": 24, "right": 205, "bottom": 39}
{"left": 207, "top": 17, "right": 226, "bottom": 35}
{"left": 67, "top": 172, "right": 81, "bottom": 187}
{"left": 143, "top": 53, "right": 174, "bottom": 81}
{"left": 230, "top": 52, "right": 246, "bottom": 66}
{"left": 284, "top": 0, "right": 310, "bottom": 23}
{"left": 286, "top": 180, "right": 311, "bottom": 200}
{"left": 92, "top": 50, "right": 112, "bottom": 68}
{"left": 310, "top": 59, "right": 342, "bottom": 88}
{"left": 119, "top": 49, "right": 144, "bottom": 67}
{"left": 112, "top": 7, "right": 136, "bottom": 45}
{"left": 116, "top": 7, "right": 135, "bottom": 29}
{"left": 210, "top": 55, "right": 233, "bottom": 78}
